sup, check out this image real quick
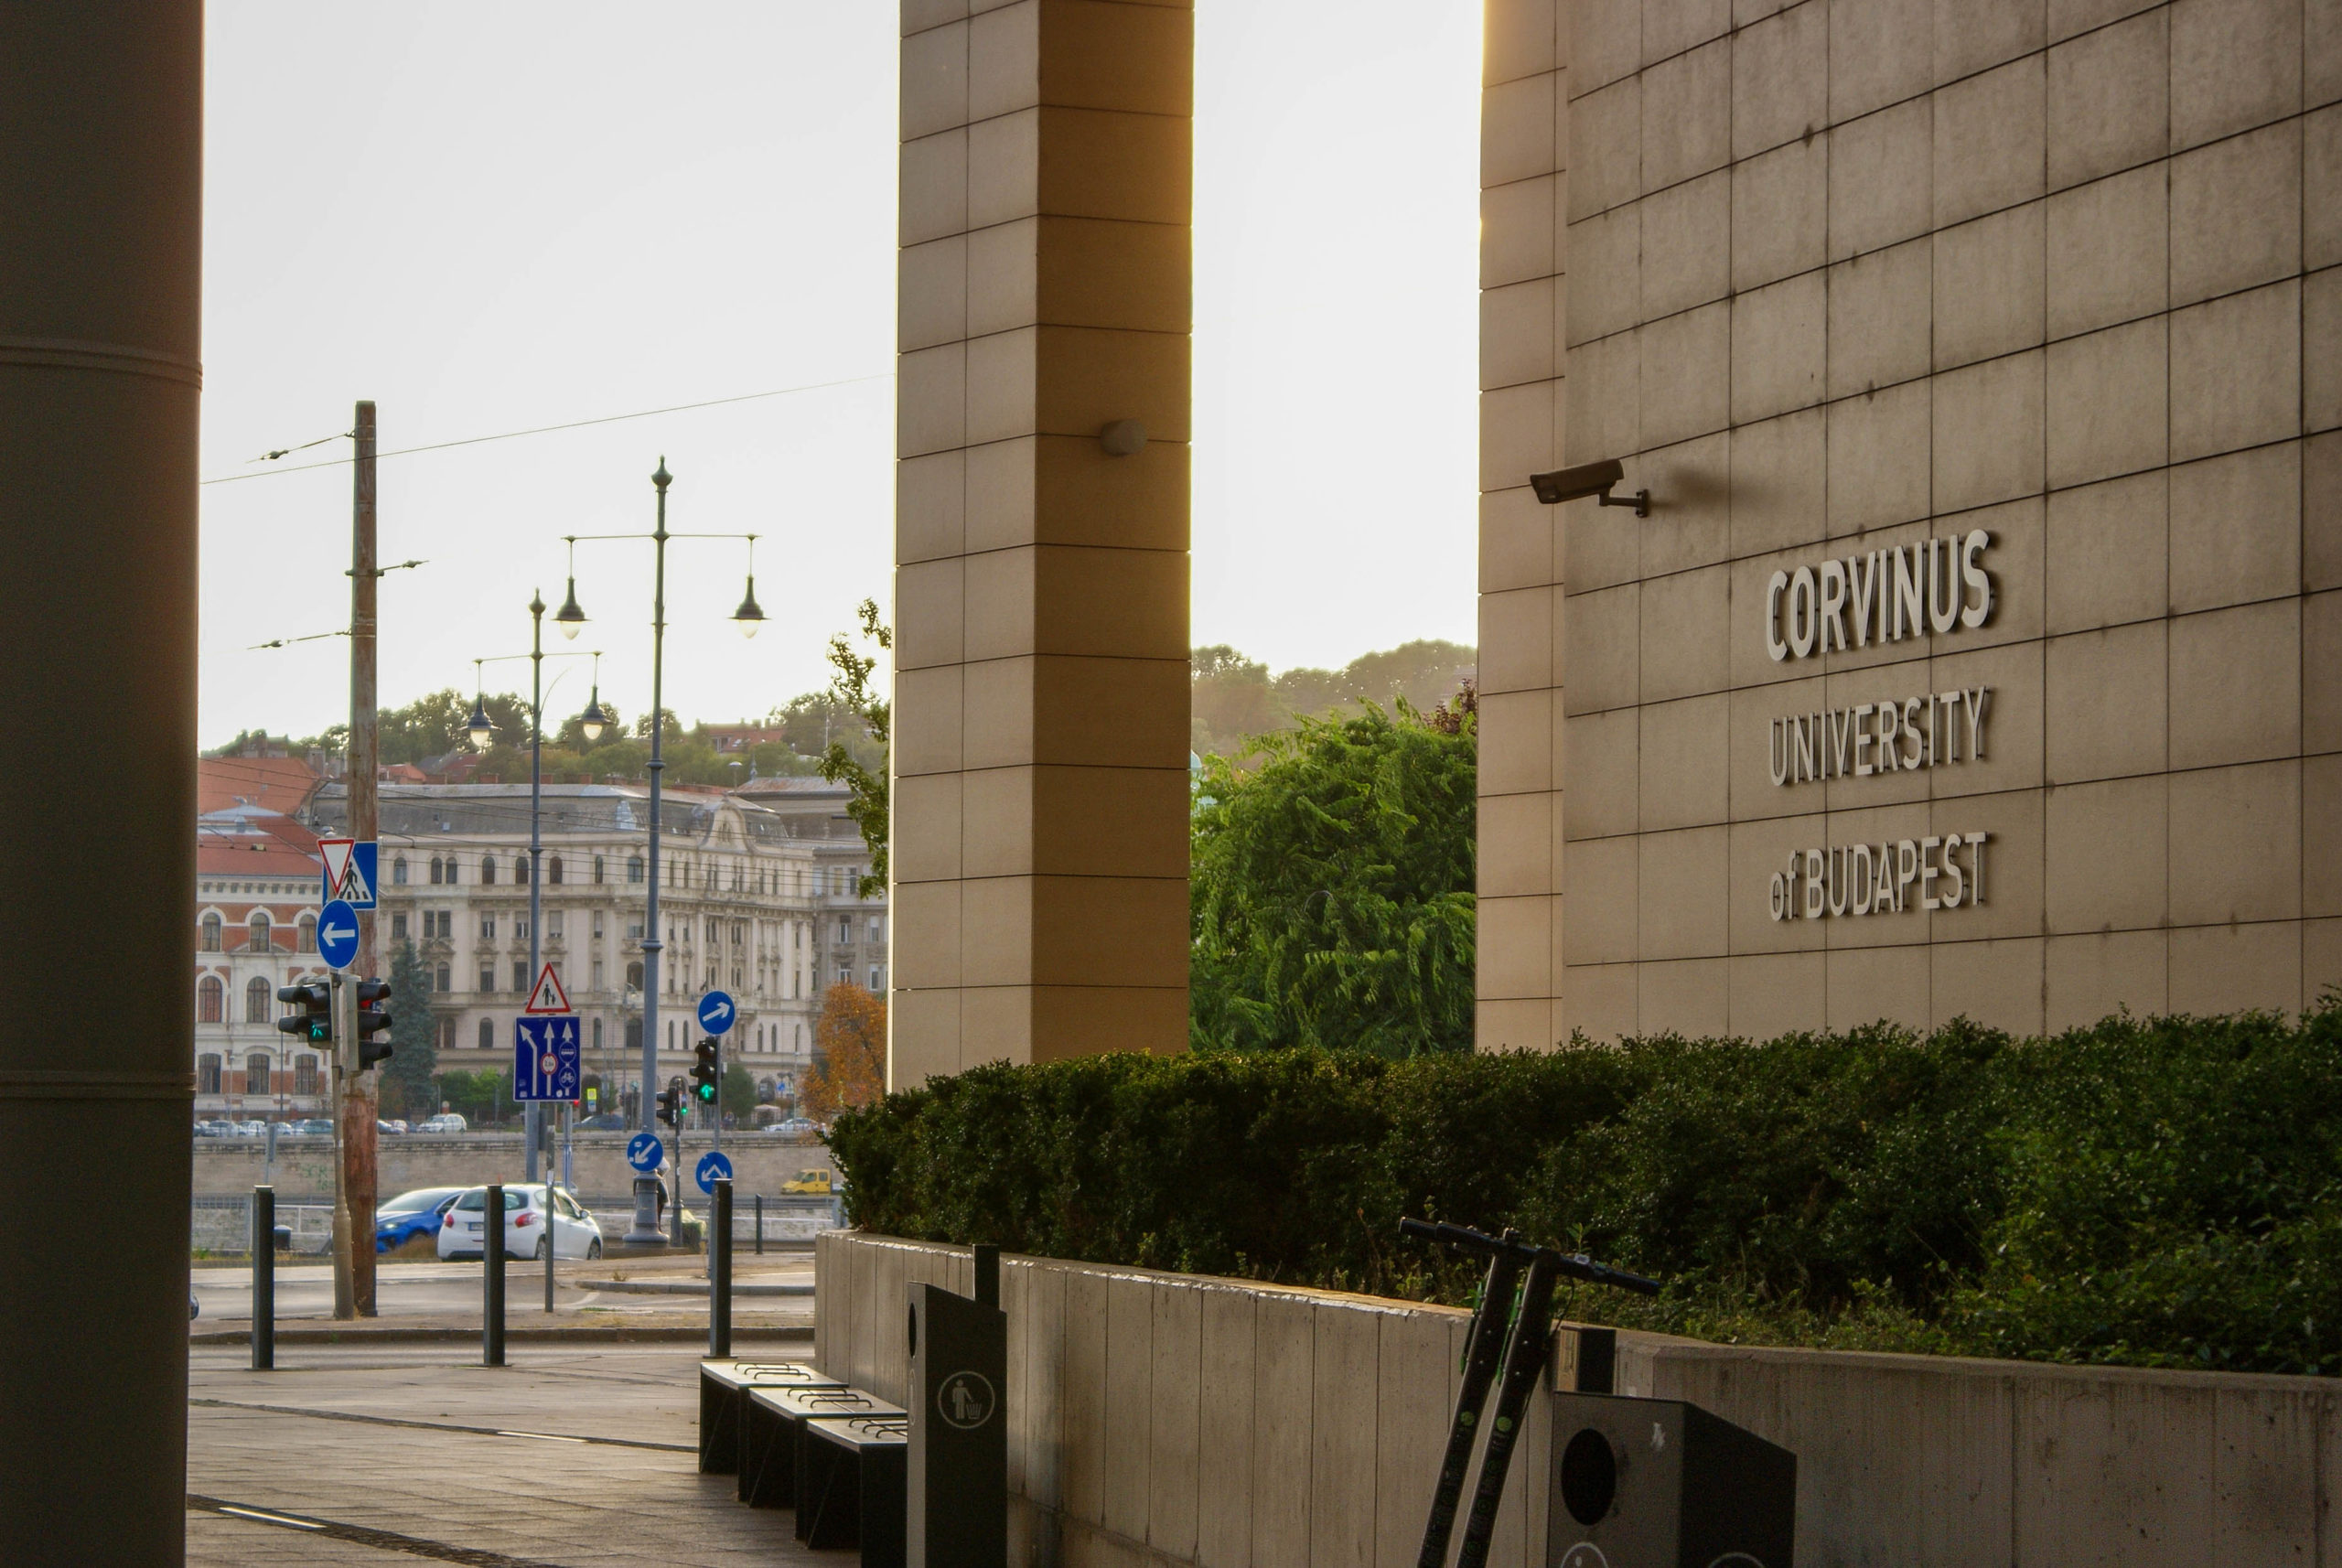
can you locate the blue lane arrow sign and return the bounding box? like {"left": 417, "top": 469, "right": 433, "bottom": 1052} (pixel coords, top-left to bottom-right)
{"left": 511, "top": 1015, "right": 581, "bottom": 1102}
{"left": 694, "top": 1149, "right": 734, "bottom": 1194}
{"left": 317, "top": 899, "right": 360, "bottom": 970}
{"left": 626, "top": 1133, "right": 663, "bottom": 1174}
{"left": 696, "top": 990, "right": 736, "bottom": 1036}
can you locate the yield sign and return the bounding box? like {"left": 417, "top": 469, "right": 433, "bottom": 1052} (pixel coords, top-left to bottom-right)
{"left": 317, "top": 838, "right": 376, "bottom": 908}
{"left": 523, "top": 962, "right": 572, "bottom": 1015}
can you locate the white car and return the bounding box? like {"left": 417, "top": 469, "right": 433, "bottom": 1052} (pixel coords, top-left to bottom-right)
{"left": 435, "top": 1184, "right": 603, "bottom": 1262}
{"left": 417, "top": 1112, "right": 468, "bottom": 1133}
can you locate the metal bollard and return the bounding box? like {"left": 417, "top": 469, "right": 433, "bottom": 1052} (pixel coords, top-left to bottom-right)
{"left": 754, "top": 1192, "right": 763, "bottom": 1256}
{"left": 482, "top": 1183, "right": 506, "bottom": 1368}
{"left": 251, "top": 1186, "right": 274, "bottom": 1371}
{"left": 709, "top": 1179, "right": 732, "bottom": 1359}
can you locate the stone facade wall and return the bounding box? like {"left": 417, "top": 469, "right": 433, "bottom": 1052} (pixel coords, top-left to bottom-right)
{"left": 1479, "top": 0, "right": 2342, "bottom": 1044}
{"left": 816, "top": 1230, "right": 2341, "bottom": 1568}
{"left": 889, "top": 0, "right": 1195, "bottom": 1082}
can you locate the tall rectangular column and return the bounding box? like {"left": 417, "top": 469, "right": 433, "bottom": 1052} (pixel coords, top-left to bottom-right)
{"left": 891, "top": 0, "right": 1194, "bottom": 1084}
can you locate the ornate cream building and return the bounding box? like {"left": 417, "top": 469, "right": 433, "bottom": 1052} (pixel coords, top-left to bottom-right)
{"left": 307, "top": 779, "right": 886, "bottom": 1112}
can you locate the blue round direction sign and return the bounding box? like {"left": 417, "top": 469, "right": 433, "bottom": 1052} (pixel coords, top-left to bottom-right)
{"left": 694, "top": 1150, "right": 734, "bottom": 1194}
{"left": 317, "top": 899, "right": 360, "bottom": 970}
{"left": 696, "top": 990, "right": 736, "bottom": 1036}
{"left": 626, "top": 1132, "right": 663, "bottom": 1174}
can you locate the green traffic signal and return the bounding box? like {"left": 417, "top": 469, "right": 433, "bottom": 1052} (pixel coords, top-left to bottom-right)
{"left": 691, "top": 1037, "right": 719, "bottom": 1103}
{"left": 274, "top": 981, "right": 331, "bottom": 1045}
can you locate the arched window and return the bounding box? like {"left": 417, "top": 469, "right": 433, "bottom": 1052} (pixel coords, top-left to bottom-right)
{"left": 244, "top": 977, "right": 271, "bottom": 1023}
{"left": 478, "top": 1018, "right": 494, "bottom": 1051}
{"left": 429, "top": 856, "right": 444, "bottom": 885}
{"left": 442, "top": 856, "right": 459, "bottom": 885}
{"left": 435, "top": 962, "right": 451, "bottom": 992}
{"left": 436, "top": 1016, "right": 457, "bottom": 1052}
{"left": 480, "top": 854, "right": 497, "bottom": 885}
{"left": 594, "top": 855, "right": 605, "bottom": 885}
{"left": 248, "top": 912, "right": 272, "bottom": 951}
{"left": 548, "top": 854, "right": 564, "bottom": 885}
{"left": 198, "top": 975, "right": 223, "bottom": 1023}
{"left": 245, "top": 1053, "right": 272, "bottom": 1095}
{"left": 392, "top": 856, "right": 409, "bottom": 886}
{"left": 197, "top": 1054, "right": 221, "bottom": 1094}
{"left": 626, "top": 961, "right": 643, "bottom": 990}
{"left": 199, "top": 913, "right": 221, "bottom": 951}
{"left": 516, "top": 854, "right": 532, "bottom": 886}
{"left": 627, "top": 855, "right": 644, "bottom": 884}
{"left": 294, "top": 1055, "right": 318, "bottom": 1096}
{"left": 296, "top": 914, "right": 317, "bottom": 953}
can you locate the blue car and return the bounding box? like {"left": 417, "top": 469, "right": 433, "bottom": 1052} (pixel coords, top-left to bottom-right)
{"left": 374, "top": 1187, "right": 466, "bottom": 1253}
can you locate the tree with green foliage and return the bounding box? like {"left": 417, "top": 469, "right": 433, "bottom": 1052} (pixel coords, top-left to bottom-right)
{"left": 818, "top": 599, "right": 892, "bottom": 897}
{"left": 379, "top": 940, "right": 438, "bottom": 1120}
{"left": 1188, "top": 696, "right": 1477, "bottom": 1057}
{"left": 721, "top": 1060, "right": 759, "bottom": 1122}
{"left": 1190, "top": 639, "right": 1478, "bottom": 760}
{"left": 435, "top": 1068, "right": 512, "bottom": 1126}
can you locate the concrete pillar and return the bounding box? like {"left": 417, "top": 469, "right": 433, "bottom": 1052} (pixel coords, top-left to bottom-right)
{"left": 0, "top": 4, "right": 202, "bottom": 1561}
{"left": 890, "top": 0, "right": 1193, "bottom": 1084}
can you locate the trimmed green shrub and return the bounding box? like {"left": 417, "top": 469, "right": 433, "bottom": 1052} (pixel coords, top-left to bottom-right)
{"left": 826, "top": 1000, "right": 2342, "bottom": 1375}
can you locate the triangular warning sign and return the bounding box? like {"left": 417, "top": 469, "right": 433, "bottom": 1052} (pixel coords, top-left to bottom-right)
{"left": 319, "top": 838, "right": 354, "bottom": 894}
{"left": 523, "top": 963, "right": 572, "bottom": 1015}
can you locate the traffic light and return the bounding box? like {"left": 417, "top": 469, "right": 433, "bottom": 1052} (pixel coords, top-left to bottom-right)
{"left": 354, "top": 978, "right": 394, "bottom": 1071}
{"left": 275, "top": 980, "right": 331, "bottom": 1046}
{"left": 656, "top": 1079, "right": 683, "bottom": 1130}
{"left": 691, "top": 1037, "right": 719, "bottom": 1104}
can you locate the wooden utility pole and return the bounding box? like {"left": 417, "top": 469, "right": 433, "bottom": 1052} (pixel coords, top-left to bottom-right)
{"left": 344, "top": 399, "right": 381, "bottom": 1316}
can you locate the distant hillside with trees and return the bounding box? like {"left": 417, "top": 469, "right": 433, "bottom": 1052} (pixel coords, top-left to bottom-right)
{"left": 1191, "top": 639, "right": 1476, "bottom": 760}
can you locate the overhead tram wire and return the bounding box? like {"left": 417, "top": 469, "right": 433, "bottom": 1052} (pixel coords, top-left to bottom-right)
{"left": 200, "top": 373, "right": 893, "bottom": 487}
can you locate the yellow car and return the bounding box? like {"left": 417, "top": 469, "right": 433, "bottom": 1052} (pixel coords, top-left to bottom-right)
{"left": 780, "top": 1169, "right": 833, "bottom": 1196}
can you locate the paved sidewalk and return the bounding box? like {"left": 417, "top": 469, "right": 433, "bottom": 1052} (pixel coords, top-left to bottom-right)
{"left": 188, "top": 1343, "right": 833, "bottom": 1565}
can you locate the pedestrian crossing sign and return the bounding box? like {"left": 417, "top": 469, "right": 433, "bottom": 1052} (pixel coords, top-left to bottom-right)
{"left": 523, "top": 962, "right": 572, "bottom": 1015}
{"left": 317, "top": 839, "right": 377, "bottom": 909}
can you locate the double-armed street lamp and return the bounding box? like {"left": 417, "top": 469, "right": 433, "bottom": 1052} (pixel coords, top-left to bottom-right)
{"left": 463, "top": 609, "right": 605, "bottom": 1198}
{"left": 554, "top": 457, "right": 764, "bottom": 1248}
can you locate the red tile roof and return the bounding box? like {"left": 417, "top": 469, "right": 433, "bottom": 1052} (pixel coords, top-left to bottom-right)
{"left": 198, "top": 755, "right": 320, "bottom": 816}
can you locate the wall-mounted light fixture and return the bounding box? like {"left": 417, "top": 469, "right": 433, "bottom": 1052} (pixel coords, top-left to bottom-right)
{"left": 1529, "top": 458, "right": 1648, "bottom": 516}
{"left": 1100, "top": 419, "right": 1147, "bottom": 456}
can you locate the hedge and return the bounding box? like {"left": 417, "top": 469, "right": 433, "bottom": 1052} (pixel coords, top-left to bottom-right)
{"left": 826, "top": 1001, "right": 2342, "bottom": 1376}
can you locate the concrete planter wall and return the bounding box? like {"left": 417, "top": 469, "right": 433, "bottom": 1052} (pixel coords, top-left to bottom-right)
{"left": 815, "top": 1231, "right": 2339, "bottom": 1568}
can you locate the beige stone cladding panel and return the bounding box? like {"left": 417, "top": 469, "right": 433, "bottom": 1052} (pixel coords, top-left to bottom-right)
{"left": 893, "top": 0, "right": 1191, "bottom": 1079}
{"left": 1487, "top": 0, "right": 2335, "bottom": 1038}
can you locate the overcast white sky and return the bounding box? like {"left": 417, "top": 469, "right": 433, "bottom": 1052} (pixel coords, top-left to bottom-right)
{"left": 198, "top": 4, "right": 1480, "bottom": 746}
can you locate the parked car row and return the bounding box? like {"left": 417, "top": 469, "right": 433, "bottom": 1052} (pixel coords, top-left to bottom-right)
{"left": 371, "top": 1183, "right": 607, "bottom": 1260}
{"left": 192, "top": 1113, "right": 472, "bottom": 1138}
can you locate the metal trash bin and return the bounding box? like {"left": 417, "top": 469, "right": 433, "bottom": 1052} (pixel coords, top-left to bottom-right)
{"left": 696, "top": 1359, "right": 840, "bottom": 1474}
{"left": 1547, "top": 1393, "right": 1796, "bottom": 1568}
{"left": 908, "top": 1273, "right": 1005, "bottom": 1568}
{"left": 741, "top": 1385, "right": 902, "bottom": 1509}
{"left": 800, "top": 1413, "right": 911, "bottom": 1567}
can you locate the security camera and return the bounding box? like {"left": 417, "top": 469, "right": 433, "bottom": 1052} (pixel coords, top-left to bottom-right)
{"left": 1529, "top": 458, "right": 1649, "bottom": 516}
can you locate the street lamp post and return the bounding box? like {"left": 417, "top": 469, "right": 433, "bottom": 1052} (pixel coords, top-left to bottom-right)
{"left": 465, "top": 627, "right": 598, "bottom": 1202}
{"left": 556, "top": 458, "right": 763, "bottom": 1248}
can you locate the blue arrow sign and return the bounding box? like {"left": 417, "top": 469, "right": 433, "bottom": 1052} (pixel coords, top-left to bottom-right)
{"left": 695, "top": 1149, "right": 734, "bottom": 1194}
{"left": 317, "top": 899, "right": 360, "bottom": 970}
{"left": 696, "top": 990, "right": 736, "bottom": 1036}
{"left": 511, "top": 1015, "right": 582, "bottom": 1102}
{"left": 626, "top": 1133, "right": 663, "bottom": 1174}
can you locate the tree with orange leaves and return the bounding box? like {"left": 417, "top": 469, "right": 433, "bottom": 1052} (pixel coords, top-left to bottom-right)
{"left": 800, "top": 980, "right": 886, "bottom": 1122}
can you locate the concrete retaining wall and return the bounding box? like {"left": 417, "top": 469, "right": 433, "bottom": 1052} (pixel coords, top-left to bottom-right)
{"left": 192, "top": 1133, "right": 832, "bottom": 1200}
{"left": 815, "top": 1232, "right": 2339, "bottom": 1568}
